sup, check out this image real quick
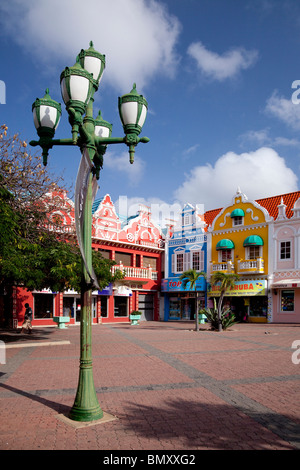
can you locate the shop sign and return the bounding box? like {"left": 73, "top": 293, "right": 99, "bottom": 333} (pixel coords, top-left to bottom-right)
{"left": 208, "top": 280, "right": 267, "bottom": 297}
{"left": 161, "top": 277, "right": 205, "bottom": 292}
{"left": 98, "top": 283, "right": 113, "bottom": 296}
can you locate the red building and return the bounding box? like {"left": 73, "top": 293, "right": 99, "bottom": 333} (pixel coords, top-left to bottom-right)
{"left": 10, "top": 193, "right": 164, "bottom": 328}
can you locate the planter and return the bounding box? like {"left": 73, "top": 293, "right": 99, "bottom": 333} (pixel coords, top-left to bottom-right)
{"left": 53, "top": 316, "right": 70, "bottom": 329}
{"left": 130, "top": 311, "right": 142, "bottom": 325}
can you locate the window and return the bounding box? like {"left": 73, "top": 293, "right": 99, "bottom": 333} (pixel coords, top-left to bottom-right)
{"left": 115, "top": 251, "right": 132, "bottom": 266}
{"left": 248, "top": 246, "right": 260, "bottom": 259}
{"left": 280, "top": 241, "right": 291, "bottom": 260}
{"left": 172, "top": 251, "right": 204, "bottom": 274}
{"left": 192, "top": 252, "right": 200, "bottom": 270}
{"left": 220, "top": 249, "right": 232, "bottom": 262}
{"left": 281, "top": 290, "right": 294, "bottom": 312}
{"left": 114, "top": 297, "right": 128, "bottom": 317}
{"left": 34, "top": 294, "right": 53, "bottom": 319}
{"left": 192, "top": 251, "right": 204, "bottom": 271}
{"left": 98, "top": 249, "right": 110, "bottom": 259}
{"left": 143, "top": 256, "right": 157, "bottom": 270}
{"left": 184, "top": 214, "right": 191, "bottom": 225}
{"left": 176, "top": 253, "right": 184, "bottom": 273}
{"left": 233, "top": 216, "right": 243, "bottom": 226}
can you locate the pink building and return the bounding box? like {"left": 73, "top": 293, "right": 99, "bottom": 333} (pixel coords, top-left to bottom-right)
{"left": 270, "top": 197, "right": 300, "bottom": 323}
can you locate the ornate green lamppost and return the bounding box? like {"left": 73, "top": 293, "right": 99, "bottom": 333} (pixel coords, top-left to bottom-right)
{"left": 30, "top": 42, "right": 149, "bottom": 422}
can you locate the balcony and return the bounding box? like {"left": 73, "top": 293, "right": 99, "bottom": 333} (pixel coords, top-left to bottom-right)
{"left": 211, "top": 260, "right": 235, "bottom": 273}
{"left": 237, "top": 258, "right": 264, "bottom": 274}
{"left": 111, "top": 262, "right": 158, "bottom": 280}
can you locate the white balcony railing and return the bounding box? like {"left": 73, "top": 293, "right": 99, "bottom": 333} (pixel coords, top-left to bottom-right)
{"left": 237, "top": 258, "right": 264, "bottom": 274}
{"left": 212, "top": 260, "right": 234, "bottom": 273}
{"left": 111, "top": 262, "right": 157, "bottom": 280}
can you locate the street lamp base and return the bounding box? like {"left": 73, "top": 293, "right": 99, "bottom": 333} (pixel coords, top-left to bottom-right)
{"left": 69, "top": 403, "right": 103, "bottom": 422}
{"left": 69, "top": 366, "right": 103, "bottom": 422}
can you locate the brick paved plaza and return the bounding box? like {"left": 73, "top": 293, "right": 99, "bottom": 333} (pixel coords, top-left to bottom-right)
{"left": 0, "top": 321, "right": 299, "bottom": 452}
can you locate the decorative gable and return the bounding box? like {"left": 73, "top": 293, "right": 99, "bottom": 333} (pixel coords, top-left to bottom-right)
{"left": 92, "top": 194, "right": 121, "bottom": 241}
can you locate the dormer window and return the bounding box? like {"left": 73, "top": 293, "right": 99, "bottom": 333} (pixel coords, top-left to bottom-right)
{"left": 230, "top": 208, "right": 244, "bottom": 226}
{"left": 184, "top": 214, "right": 191, "bottom": 226}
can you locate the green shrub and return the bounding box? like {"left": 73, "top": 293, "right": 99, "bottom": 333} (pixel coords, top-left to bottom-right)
{"left": 200, "top": 301, "right": 236, "bottom": 330}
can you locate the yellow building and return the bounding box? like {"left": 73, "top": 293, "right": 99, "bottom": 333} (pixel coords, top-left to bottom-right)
{"left": 207, "top": 189, "right": 272, "bottom": 322}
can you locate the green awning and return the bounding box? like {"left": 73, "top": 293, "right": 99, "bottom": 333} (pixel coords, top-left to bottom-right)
{"left": 231, "top": 208, "right": 245, "bottom": 217}
{"left": 243, "top": 235, "right": 264, "bottom": 246}
{"left": 216, "top": 239, "right": 235, "bottom": 250}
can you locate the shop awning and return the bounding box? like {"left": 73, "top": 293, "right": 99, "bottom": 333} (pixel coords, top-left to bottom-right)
{"left": 243, "top": 235, "right": 264, "bottom": 246}
{"left": 272, "top": 279, "right": 300, "bottom": 288}
{"left": 231, "top": 208, "right": 245, "bottom": 217}
{"left": 114, "top": 286, "right": 133, "bottom": 296}
{"left": 216, "top": 239, "right": 235, "bottom": 250}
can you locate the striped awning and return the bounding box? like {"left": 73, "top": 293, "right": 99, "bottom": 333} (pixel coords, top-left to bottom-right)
{"left": 231, "top": 208, "right": 245, "bottom": 217}
{"left": 243, "top": 235, "right": 264, "bottom": 246}
{"left": 216, "top": 239, "right": 235, "bottom": 250}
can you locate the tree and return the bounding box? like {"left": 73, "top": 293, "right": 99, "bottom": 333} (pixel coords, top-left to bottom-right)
{"left": 210, "top": 271, "right": 239, "bottom": 331}
{"left": 179, "top": 269, "right": 206, "bottom": 331}
{"left": 0, "top": 125, "right": 123, "bottom": 324}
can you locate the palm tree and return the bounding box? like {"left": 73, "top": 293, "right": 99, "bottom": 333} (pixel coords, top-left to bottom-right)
{"left": 179, "top": 269, "right": 206, "bottom": 331}
{"left": 210, "top": 271, "right": 239, "bottom": 331}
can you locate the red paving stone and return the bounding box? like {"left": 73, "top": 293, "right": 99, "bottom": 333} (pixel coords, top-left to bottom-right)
{"left": 0, "top": 321, "right": 299, "bottom": 452}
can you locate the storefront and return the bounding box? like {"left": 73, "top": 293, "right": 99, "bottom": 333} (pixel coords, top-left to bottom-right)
{"left": 271, "top": 279, "right": 300, "bottom": 323}
{"left": 208, "top": 280, "right": 268, "bottom": 323}
{"left": 162, "top": 277, "right": 206, "bottom": 321}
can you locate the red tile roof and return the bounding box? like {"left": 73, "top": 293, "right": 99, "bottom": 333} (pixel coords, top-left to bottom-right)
{"left": 257, "top": 191, "right": 300, "bottom": 220}
{"left": 204, "top": 208, "right": 222, "bottom": 228}
{"left": 204, "top": 191, "right": 300, "bottom": 227}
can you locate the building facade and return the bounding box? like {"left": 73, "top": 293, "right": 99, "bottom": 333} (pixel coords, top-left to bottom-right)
{"left": 3, "top": 188, "right": 300, "bottom": 328}
{"left": 270, "top": 196, "right": 300, "bottom": 323}
{"left": 10, "top": 193, "right": 164, "bottom": 328}
{"left": 207, "top": 189, "right": 272, "bottom": 323}
{"left": 162, "top": 203, "right": 207, "bottom": 321}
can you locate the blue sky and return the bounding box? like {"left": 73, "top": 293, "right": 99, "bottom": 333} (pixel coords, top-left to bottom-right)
{"left": 1, "top": 0, "right": 300, "bottom": 224}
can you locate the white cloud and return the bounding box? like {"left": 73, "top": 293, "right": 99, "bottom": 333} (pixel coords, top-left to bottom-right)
{"left": 174, "top": 147, "right": 298, "bottom": 210}
{"left": 104, "top": 150, "right": 145, "bottom": 185}
{"left": 240, "top": 128, "right": 300, "bottom": 147}
{"left": 266, "top": 91, "right": 300, "bottom": 130}
{"left": 187, "top": 41, "right": 258, "bottom": 81}
{"left": 114, "top": 195, "right": 182, "bottom": 228}
{"left": 0, "top": 0, "right": 181, "bottom": 92}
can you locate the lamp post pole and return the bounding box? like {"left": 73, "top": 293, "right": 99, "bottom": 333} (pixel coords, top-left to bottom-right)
{"left": 30, "top": 42, "right": 149, "bottom": 422}
{"left": 69, "top": 93, "right": 102, "bottom": 421}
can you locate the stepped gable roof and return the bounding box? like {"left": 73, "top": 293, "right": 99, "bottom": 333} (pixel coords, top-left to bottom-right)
{"left": 204, "top": 190, "right": 300, "bottom": 227}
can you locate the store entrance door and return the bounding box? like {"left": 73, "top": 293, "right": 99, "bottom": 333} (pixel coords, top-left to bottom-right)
{"left": 63, "top": 296, "right": 81, "bottom": 323}
{"left": 182, "top": 297, "right": 195, "bottom": 320}
{"left": 230, "top": 297, "right": 248, "bottom": 322}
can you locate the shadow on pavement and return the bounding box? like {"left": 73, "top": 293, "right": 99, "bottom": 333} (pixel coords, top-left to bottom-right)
{"left": 0, "top": 382, "right": 71, "bottom": 415}
{"left": 118, "top": 399, "right": 300, "bottom": 450}
{"left": 0, "top": 328, "right": 57, "bottom": 344}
